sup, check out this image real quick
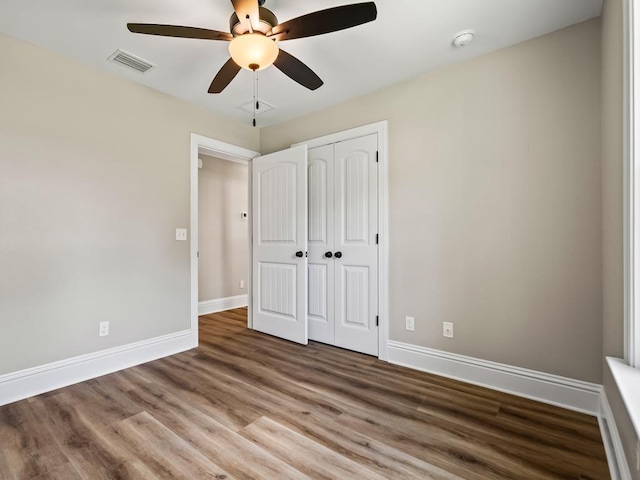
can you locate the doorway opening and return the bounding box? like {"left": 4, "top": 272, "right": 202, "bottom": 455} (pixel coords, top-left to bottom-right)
{"left": 189, "top": 134, "right": 260, "bottom": 348}
{"left": 197, "top": 154, "right": 249, "bottom": 314}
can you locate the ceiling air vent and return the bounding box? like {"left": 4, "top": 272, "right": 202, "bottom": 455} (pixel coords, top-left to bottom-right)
{"left": 108, "top": 49, "right": 155, "bottom": 74}
{"left": 237, "top": 99, "right": 275, "bottom": 117}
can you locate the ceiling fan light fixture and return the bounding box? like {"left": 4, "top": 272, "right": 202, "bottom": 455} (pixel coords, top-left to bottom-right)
{"left": 127, "top": 1, "right": 378, "bottom": 93}
{"left": 229, "top": 33, "right": 279, "bottom": 71}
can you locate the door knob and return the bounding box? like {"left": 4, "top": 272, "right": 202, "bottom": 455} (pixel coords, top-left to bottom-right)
{"left": 334, "top": 251, "right": 342, "bottom": 258}
{"left": 324, "top": 251, "right": 333, "bottom": 258}
{"left": 295, "top": 251, "right": 304, "bottom": 258}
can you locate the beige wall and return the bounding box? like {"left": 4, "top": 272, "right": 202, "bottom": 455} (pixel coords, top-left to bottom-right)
{"left": 0, "top": 33, "right": 259, "bottom": 375}
{"left": 261, "top": 19, "right": 603, "bottom": 383}
{"left": 601, "top": 0, "right": 625, "bottom": 360}
{"left": 198, "top": 155, "right": 248, "bottom": 301}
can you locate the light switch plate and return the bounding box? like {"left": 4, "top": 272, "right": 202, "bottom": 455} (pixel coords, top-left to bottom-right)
{"left": 176, "top": 228, "right": 187, "bottom": 241}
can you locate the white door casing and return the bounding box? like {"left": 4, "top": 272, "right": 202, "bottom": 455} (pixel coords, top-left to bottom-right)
{"left": 252, "top": 145, "right": 308, "bottom": 344}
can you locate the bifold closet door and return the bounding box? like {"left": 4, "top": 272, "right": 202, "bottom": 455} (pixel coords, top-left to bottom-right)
{"left": 307, "top": 134, "right": 379, "bottom": 356}
{"left": 307, "top": 144, "right": 335, "bottom": 344}
{"left": 252, "top": 145, "right": 308, "bottom": 345}
{"left": 334, "top": 134, "right": 378, "bottom": 356}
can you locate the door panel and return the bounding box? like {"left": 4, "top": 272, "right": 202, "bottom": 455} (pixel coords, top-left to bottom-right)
{"left": 260, "top": 262, "right": 297, "bottom": 317}
{"left": 258, "top": 163, "right": 297, "bottom": 243}
{"left": 252, "top": 145, "right": 308, "bottom": 344}
{"left": 334, "top": 134, "right": 378, "bottom": 355}
{"left": 340, "top": 265, "right": 371, "bottom": 328}
{"left": 308, "top": 157, "right": 330, "bottom": 244}
{"left": 308, "top": 263, "right": 328, "bottom": 322}
{"left": 307, "top": 145, "right": 334, "bottom": 344}
{"left": 342, "top": 150, "right": 370, "bottom": 243}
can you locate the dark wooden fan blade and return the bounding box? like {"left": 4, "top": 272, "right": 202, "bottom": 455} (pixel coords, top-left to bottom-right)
{"left": 231, "top": 0, "right": 260, "bottom": 31}
{"left": 269, "top": 2, "right": 377, "bottom": 42}
{"left": 273, "top": 49, "right": 323, "bottom": 91}
{"left": 208, "top": 58, "right": 242, "bottom": 94}
{"left": 127, "top": 24, "right": 232, "bottom": 41}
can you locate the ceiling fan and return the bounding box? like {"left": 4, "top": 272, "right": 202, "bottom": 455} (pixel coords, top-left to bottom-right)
{"left": 127, "top": 0, "right": 377, "bottom": 94}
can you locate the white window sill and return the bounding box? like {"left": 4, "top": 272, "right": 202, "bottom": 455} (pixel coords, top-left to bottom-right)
{"left": 607, "top": 357, "right": 640, "bottom": 437}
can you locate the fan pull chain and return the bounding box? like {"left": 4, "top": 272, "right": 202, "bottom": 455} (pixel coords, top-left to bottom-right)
{"left": 252, "top": 69, "right": 257, "bottom": 127}
{"left": 256, "top": 72, "right": 260, "bottom": 112}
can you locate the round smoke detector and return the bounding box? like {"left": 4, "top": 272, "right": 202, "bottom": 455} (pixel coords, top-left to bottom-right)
{"left": 452, "top": 30, "right": 475, "bottom": 48}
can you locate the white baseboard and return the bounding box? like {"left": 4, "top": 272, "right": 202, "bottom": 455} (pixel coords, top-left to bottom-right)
{"left": 387, "top": 340, "right": 602, "bottom": 415}
{"left": 198, "top": 294, "right": 248, "bottom": 315}
{"left": 0, "top": 330, "right": 194, "bottom": 407}
{"left": 600, "top": 390, "right": 633, "bottom": 480}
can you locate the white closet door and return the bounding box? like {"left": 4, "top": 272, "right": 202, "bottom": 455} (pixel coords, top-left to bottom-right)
{"left": 252, "top": 145, "right": 308, "bottom": 344}
{"left": 307, "top": 144, "right": 335, "bottom": 344}
{"left": 334, "top": 134, "right": 379, "bottom": 356}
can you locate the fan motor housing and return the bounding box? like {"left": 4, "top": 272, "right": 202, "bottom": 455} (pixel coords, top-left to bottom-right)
{"left": 230, "top": 7, "right": 278, "bottom": 36}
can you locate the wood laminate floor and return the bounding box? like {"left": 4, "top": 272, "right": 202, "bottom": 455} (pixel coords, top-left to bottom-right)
{"left": 0, "top": 308, "right": 609, "bottom": 479}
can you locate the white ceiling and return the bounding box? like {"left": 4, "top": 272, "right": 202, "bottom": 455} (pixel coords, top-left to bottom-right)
{"left": 0, "top": 0, "right": 603, "bottom": 127}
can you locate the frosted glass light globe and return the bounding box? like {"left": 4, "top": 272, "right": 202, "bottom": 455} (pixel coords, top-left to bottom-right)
{"left": 229, "top": 33, "right": 279, "bottom": 71}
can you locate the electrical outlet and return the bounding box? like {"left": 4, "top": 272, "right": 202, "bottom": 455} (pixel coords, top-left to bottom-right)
{"left": 175, "top": 228, "right": 187, "bottom": 241}
{"left": 240, "top": 280, "right": 245, "bottom": 289}
{"left": 405, "top": 316, "right": 415, "bottom": 331}
{"left": 99, "top": 321, "right": 109, "bottom": 337}
{"left": 443, "top": 322, "right": 454, "bottom": 338}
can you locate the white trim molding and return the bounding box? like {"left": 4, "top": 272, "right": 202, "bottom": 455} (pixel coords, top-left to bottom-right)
{"left": 626, "top": 0, "right": 639, "bottom": 368}
{"left": 198, "top": 295, "right": 248, "bottom": 316}
{"left": 607, "top": 357, "right": 640, "bottom": 438}
{"left": 0, "top": 330, "right": 192, "bottom": 407}
{"left": 600, "top": 389, "right": 633, "bottom": 480}
{"left": 387, "top": 341, "right": 602, "bottom": 415}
